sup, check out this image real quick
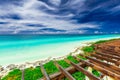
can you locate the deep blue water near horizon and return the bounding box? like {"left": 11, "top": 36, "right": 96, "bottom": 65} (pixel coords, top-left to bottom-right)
{"left": 0, "top": 34, "right": 120, "bottom": 54}
{"left": 0, "top": 34, "right": 108, "bottom": 42}
{"left": 0, "top": 34, "right": 120, "bottom": 65}
{"left": 0, "top": 34, "right": 115, "bottom": 49}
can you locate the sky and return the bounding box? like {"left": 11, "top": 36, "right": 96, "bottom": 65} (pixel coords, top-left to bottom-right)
{"left": 0, "top": 0, "right": 120, "bottom": 34}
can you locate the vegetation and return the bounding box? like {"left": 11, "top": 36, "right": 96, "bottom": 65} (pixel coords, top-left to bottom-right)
{"left": 67, "top": 56, "right": 79, "bottom": 64}
{"left": 72, "top": 71, "right": 85, "bottom": 80}
{"left": 24, "top": 66, "right": 43, "bottom": 80}
{"left": 82, "top": 45, "right": 94, "bottom": 53}
{"left": 92, "top": 69, "right": 101, "bottom": 77}
{"left": 62, "top": 71, "right": 85, "bottom": 80}
{"left": 94, "top": 38, "right": 119, "bottom": 44}
{"left": 82, "top": 38, "right": 120, "bottom": 53}
{"left": 57, "top": 60, "right": 70, "bottom": 68}
{"left": 43, "top": 61, "right": 58, "bottom": 74}
{"left": 2, "top": 69, "right": 22, "bottom": 80}
{"left": 77, "top": 55, "right": 87, "bottom": 60}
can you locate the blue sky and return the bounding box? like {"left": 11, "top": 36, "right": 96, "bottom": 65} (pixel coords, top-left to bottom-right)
{"left": 0, "top": 0, "right": 120, "bottom": 34}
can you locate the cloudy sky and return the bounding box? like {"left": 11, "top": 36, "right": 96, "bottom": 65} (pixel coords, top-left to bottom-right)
{"left": 0, "top": 0, "right": 120, "bottom": 34}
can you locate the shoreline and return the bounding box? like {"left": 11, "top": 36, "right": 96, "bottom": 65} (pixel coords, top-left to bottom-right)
{"left": 1, "top": 36, "right": 120, "bottom": 66}
{"left": 1, "top": 37, "right": 120, "bottom": 66}
{"left": 0, "top": 35, "right": 120, "bottom": 66}
{"left": 0, "top": 37, "right": 120, "bottom": 78}
{"left": 0, "top": 43, "right": 87, "bottom": 78}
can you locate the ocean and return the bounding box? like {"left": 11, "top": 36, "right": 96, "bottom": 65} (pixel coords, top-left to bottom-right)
{"left": 0, "top": 34, "right": 120, "bottom": 65}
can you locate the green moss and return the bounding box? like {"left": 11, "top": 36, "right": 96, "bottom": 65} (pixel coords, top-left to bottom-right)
{"left": 24, "top": 66, "right": 43, "bottom": 80}
{"left": 2, "top": 69, "right": 22, "bottom": 80}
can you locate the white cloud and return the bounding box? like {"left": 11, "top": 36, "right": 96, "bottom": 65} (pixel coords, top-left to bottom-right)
{"left": 94, "top": 31, "right": 99, "bottom": 34}
{"left": 94, "top": 31, "right": 106, "bottom": 34}
{"left": 109, "top": 5, "right": 120, "bottom": 15}
{"left": 0, "top": 0, "right": 99, "bottom": 34}
{"left": 49, "top": 0, "right": 61, "bottom": 6}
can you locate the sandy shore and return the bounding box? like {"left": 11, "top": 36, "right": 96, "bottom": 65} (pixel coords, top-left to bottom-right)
{"left": 0, "top": 41, "right": 90, "bottom": 78}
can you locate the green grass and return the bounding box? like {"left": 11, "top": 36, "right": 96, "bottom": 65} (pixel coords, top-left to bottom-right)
{"left": 82, "top": 45, "right": 94, "bottom": 53}
{"left": 62, "top": 71, "right": 85, "bottom": 80}
{"left": 72, "top": 71, "right": 85, "bottom": 80}
{"left": 57, "top": 60, "right": 70, "bottom": 68}
{"left": 92, "top": 69, "right": 101, "bottom": 77}
{"left": 43, "top": 60, "right": 59, "bottom": 74}
{"left": 67, "top": 56, "right": 79, "bottom": 64}
{"left": 94, "top": 38, "right": 120, "bottom": 44}
{"left": 94, "top": 40, "right": 109, "bottom": 44}
{"left": 24, "top": 66, "right": 43, "bottom": 80}
{"left": 77, "top": 55, "right": 87, "bottom": 60}
{"left": 2, "top": 67, "right": 43, "bottom": 80}
{"left": 2, "top": 69, "right": 22, "bottom": 80}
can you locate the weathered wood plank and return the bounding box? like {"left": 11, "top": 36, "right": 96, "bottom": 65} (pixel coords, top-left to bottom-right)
{"left": 79, "top": 54, "right": 120, "bottom": 72}
{"left": 64, "top": 58, "right": 100, "bottom": 80}
{"left": 74, "top": 56, "right": 120, "bottom": 80}
{"left": 96, "top": 52, "right": 120, "bottom": 60}
{"left": 54, "top": 61, "right": 75, "bottom": 80}
{"left": 97, "top": 49, "right": 120, "bottom": 57}
{"left": 21, "top": 70, "right": 24, "bottom": 80}
{"left": 40, "top": 63, "right": 50, "bottom": 80}
{"left": 40, "top": 63, "right": 86, "bottom": 80}
{"left": 91, "top": 53, "right": 120, "bottom": 66}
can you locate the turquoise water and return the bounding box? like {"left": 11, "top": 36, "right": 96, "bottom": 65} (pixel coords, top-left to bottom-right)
{"left": 0, "top": 34, "right": 120, "bottom": 65}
